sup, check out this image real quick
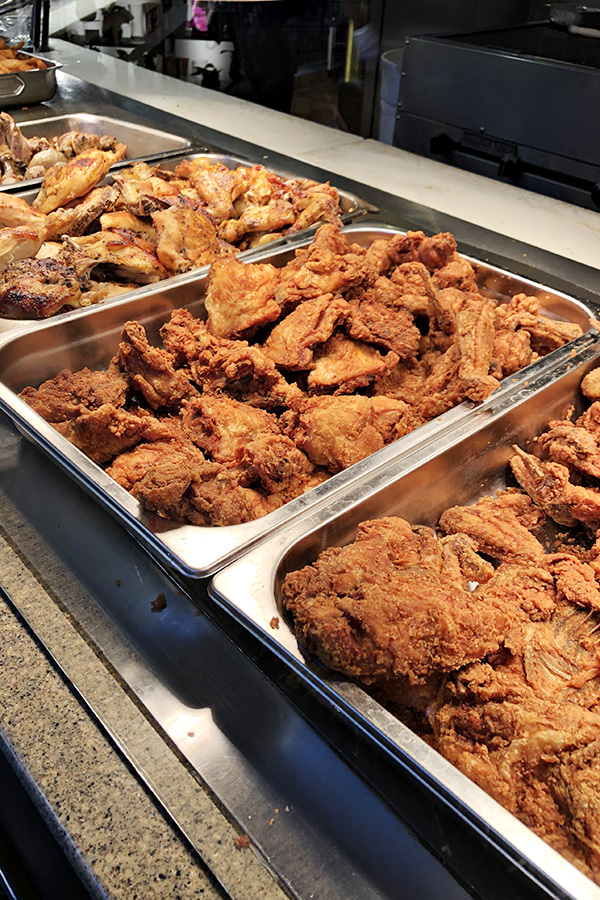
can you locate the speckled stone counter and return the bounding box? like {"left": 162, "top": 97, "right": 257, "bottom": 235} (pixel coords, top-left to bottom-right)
{"left": 0, "top": 499, "right": 286, "bottom": 900}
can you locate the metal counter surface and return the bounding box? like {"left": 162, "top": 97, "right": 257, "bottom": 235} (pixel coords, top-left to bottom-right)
{"left": 3, "top": 69, "right": 600, "bottom": 900}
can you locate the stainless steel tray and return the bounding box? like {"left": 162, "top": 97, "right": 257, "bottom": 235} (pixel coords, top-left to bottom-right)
{"left": 210, "top": 340, "right": 600, "bottom": 900}
{"left": 0, "top": 113, "right": 195, "bottom": 194}
{"left": 0, "top": 224, "right": 595, "bottom": 578}
{"left": 0, "top": 52, "right": 61, "bottom": 109}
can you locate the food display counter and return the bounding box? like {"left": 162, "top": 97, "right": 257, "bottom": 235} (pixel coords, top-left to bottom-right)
{"left": 2, "top": 55, "right": 600, "bottom": 900}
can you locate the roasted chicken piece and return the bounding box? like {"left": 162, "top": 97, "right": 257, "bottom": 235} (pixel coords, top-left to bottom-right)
{"left": 62, "top": 231, "right": 168, "bottom": 283}
{"left": 0, "top": 224, "right": 46, "bottom": 272}
{"left": 174, "top": 158, "right": 245, "bottom": 222}
{"left": 44, "top": 185, "right": 118, "bottom": 239}
{"left": 219, "top": 199, "right": 295, "bottom": 244}
{"left": 113, "top": 166, "right": 180, "bottom": 216}
{"left": 152, "top": 204, "right": 221, "bottom": 273}
{"left": 0, "top": 192, "right": 46, "bottom": 228}
{"left": 0, "top": 257, "right": 84, "bottom": 318}
{"left": 100, "top": 210, "right": 157, "bottom": 243}
{"left": 33, "top": 144, "right": 126, "bottom": 214}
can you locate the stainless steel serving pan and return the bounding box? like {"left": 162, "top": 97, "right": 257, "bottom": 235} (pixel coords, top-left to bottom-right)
{"left": 0, "top": 52, "right": 61, "bottom": 109}
{"left": 0, "top": 113, "right": 196, "bottom": 194}
{"left": 0, "top": 156, "right": 375, "bottom": 333}
{"left": 0, "top": 224, "right": 595, "bottom": 578}
{"left": 210, "top": 340, "right": 600, "bottom": 900}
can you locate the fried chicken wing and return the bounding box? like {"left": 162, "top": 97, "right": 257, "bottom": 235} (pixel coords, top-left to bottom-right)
{"left": 511, "top": 447, "right": 600, "bottom": 529}
{"left": 118, "top": 321, "right": 191, "bottom": 410}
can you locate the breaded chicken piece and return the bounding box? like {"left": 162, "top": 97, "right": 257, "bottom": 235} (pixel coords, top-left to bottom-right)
{"left": 19, "top": 366, "right": 128, "bottom": 423}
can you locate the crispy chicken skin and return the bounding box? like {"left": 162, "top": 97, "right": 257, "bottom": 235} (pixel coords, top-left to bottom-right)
{"left": 19, "top": 367, "right": 128, "bottom": 423}
{"left": 118, "top": 321, "right": 190, "bottom": 409}
{"left": 205, "top": 257, "right": 280, "bottom": 338}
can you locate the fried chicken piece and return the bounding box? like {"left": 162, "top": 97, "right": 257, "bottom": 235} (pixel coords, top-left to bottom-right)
{"left": 389, "top": 262, "right": 437, "bottom": 317}
{"left": 118, "top": 321, "right": 191, "bottom": 409}
{"left": 491, "top": 327, "right": 534, "bottom": 378}
{"left": 241, "top": 434, "right": 327, "bottom": 500}
{"left": 56, "top": 403, "right": 178, "bottom": 464}
{"left": 432, "top": 254, "right": 479, "bottom": 292}
{"left": 205, "top": 257, "right": 281, "bottom": 338}
{"left": 346, "top": 282, "right": 421, "bottom": 362}
{"left": 151, "top": 204, "right": 221, "bottom": 274}
{"left": 307, "top": 332, "right": 399, "bottom": 394}
{"left": 192, "top": 340, "right": 301, "bottom": 409}
{"left": 511, "top": 447, "right": 600, "bottom": 530}
{"left": 275, "top": 224, "right": 368, "bottom": 309}
{"left": 62, "top": 231, "right": 168, "bottom": 283}
{"left": 19, "top": 366, "right": 128, "bottom": 423}
{"left": 430, "top": 658, "right": 600, "bottom": 879}
{"left": 546, "top": 553, "right": 600, "bottom": 611}
{"left": 106, "top": 440, "right": 275, "bottom": 526}
{"left": 0, "top": 257, "right": 83, "bottom": 318}
{"left": 0, "top": 192, "right": 46, "bottom": 228}
{"left": 439, "top": 493, "right": 546, "bottom": 564}
{"left": 100, "top": 210, "right": 157, "bottom": 243}
{"left": 263, "top": 293, "right": 350, "bottom": 369}
{"left": 282, "top": 517, "right": 512, "bottom": 694}
{"left": 438, "top": 533, "right": 495, "bottom": 588}
{"left": 282, "top": 395, "right": 411, "bottom": 472}
{"left": 382, "top": 230, "right": 457, "bottom": 271}
{"left": 44, "top": 185, "right": 118, "bottom": 239}
{"left": 181, "top": 395, "right": 279, "bottom": 464}
{"left": 582, "top": 369, "right": 600, "bottom": 401}
{"left": 33, "top": 145, "right": 126, "bottom": 214}
{"left": 454, "top": 295, "right": 500, "bottom": 401}
{"left": 537, "top": 416, "right": 600, "bottom": 479}
{"left": 477, "top": 562, "right": 556, "bottom": 621}
{"left": 159, "top": 307, "right": 223, "bottom": 367}
{"left": 495, "top": 292, "right": 582, "bottom": 354}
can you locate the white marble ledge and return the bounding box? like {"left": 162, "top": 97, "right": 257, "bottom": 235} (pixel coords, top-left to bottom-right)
{"left": 50, "top": 39, "right": 600, "bottom": 272}
{"left": 50, "top": 40, "right": 363, "bottom": 157}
